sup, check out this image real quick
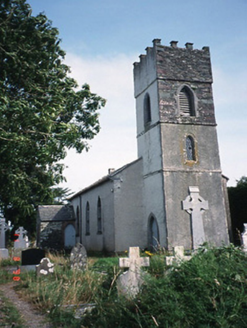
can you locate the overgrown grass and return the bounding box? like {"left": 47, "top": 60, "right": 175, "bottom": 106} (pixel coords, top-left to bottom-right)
{"left": 0, "top": 290, "right": 25, "bottom": 327}
{"left": 11, "top": 245, "right": 247, "bottom": 327}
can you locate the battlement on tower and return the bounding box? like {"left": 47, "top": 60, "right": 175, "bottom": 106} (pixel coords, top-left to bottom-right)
{"left": 134, "top": 39, "right": 213, "bottom": 98}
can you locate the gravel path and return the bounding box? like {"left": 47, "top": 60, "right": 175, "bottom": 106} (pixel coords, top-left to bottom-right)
{"left": 0, "top": 282, "right": 53, "bottom": 328}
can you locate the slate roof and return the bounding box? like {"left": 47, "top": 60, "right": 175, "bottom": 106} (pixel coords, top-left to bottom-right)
{"left": 37, "top": 205, "right": 75, "bottom": 222}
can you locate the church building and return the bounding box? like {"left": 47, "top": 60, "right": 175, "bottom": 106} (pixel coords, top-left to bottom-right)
{"left": 68, "top": 39, "right": 230, "bottom": 252}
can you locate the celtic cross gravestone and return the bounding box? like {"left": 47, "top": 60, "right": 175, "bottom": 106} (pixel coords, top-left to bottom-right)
{"left": 182, "top": 186, "right": 209, "bottom": 249}
{"left": 0, "top": 218, "right": 10, "bottom": 259}
{"left": 0, "top": 218, "right": 9, "bottom": 248}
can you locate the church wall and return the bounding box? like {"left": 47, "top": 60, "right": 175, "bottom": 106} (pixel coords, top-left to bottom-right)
{"left": 161, "top": 121, "right": 229, "bottom": 249}
{"left": 143, "top": 172, "right": 167, "bottom": 249}
{"left": 70, "top": 181, "right": 115, "bottom": 252}
{"left": 135, "top": 81, "right": 160, "bottom": 138}
{"left": 134, "top": 45, "right": 157, "bottom": 98}
{"left": 164, "top": 171, "right": 229, "bottom": 249}
{"left": 161, "top": 124, "right": 222, "bottom": 171}
{"left": 113, "top": 159, "right": 145, "bottom": 252}
{"left": 70, "top": 197, "right": 81, "bottom": 243}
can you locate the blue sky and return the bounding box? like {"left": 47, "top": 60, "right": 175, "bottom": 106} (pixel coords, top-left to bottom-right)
{"left": 28, "top": 0, "right": 247, "bottom": 191}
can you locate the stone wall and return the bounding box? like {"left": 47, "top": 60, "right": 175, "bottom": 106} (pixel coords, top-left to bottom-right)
{"left": 39, "top": 221, "right": 63, "bottom": 250}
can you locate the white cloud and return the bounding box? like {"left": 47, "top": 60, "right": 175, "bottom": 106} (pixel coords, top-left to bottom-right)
{"left": 60, "top": 53, "right": 138, "bottom": 193}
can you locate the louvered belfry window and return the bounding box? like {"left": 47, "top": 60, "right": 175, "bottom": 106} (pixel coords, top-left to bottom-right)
{"left": 179, "top": 87, "right": 194, "bottom": 116}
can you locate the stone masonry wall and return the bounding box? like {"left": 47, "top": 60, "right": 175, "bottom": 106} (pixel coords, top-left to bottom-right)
{"left": 40, "top": 221, "right": 63, "bottom": 250}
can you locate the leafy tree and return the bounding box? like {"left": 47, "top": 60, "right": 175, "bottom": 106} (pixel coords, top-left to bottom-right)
{"left": 228, "top": 176, "right": 247, "bottom": 245}
{"left": 0, "top": 0, "right": 105, "bottom": 233}
{"left": 50, "top": 187, "right": 73, "bottom": 205}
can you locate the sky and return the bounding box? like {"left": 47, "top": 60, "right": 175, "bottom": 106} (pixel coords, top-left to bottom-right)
{"left": 28, "top": 0, "right": 247, "bottom": 192}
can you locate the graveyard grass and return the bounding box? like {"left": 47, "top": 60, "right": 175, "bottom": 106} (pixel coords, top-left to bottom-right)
{"left": 0, "top": 290, "right": 25, "bottom": 328}
{"left": 1, "top": 245, "right": 247, "bottom": 328}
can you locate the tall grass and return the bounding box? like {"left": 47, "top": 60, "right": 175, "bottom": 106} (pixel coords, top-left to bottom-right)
{"left": 83, "top": 245, "right": 247, "bottom": 328}
{"left": 15, "top": 245, "right": 247, "bottom": 328}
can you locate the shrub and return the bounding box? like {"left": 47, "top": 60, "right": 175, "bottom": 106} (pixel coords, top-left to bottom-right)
{"left": 84, "top": 245, "right": 247, "bottom": 328}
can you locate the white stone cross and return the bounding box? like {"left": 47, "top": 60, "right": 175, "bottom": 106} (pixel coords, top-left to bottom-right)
{"left": 117, "top": 247, "right": 150, "bottom": 298}
{"left": 166, "top": 246, "right": 191, "bottom": 266}
{"left": 0, "top": 218, "right": 9, "bottom": 248}
{"left": 182, "top": 186, "right": 208, "bottom": 249}
{"left": 14, "top": 227, "right": 27, "bottom": 249}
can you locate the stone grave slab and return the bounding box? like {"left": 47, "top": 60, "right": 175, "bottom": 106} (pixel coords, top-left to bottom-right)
{"left": 166, "top": 246, "right": 191, "bottom": 266}
{"left": 117, "top": 247, "right": 150, "bottom": 299}
{"left": 36, "top": 258, "right": 54, "bottom": 276}
{"left": 70, "top": 243, "right": 87, "bottom": 271}
{"left": 22, "top": 248, "right": 46, "bottom": 265}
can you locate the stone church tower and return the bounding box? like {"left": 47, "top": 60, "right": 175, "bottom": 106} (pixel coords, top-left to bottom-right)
{"left": 134, "top": 39, "right": 229, "bottom": 250}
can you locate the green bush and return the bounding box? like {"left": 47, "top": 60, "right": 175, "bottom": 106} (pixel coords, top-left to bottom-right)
{"left": 84, "top": 245, "right": 247, "bottom": 328}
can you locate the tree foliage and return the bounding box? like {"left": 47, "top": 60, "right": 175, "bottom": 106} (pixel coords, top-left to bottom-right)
{"left": 228, "top": 176, "right": 247, "bottom": 245}
{"left": 0, "top": 0, "right": 105, "bottom": 232}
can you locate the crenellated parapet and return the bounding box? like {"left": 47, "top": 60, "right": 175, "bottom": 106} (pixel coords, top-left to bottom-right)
{"left": 134, "top": 39, "right": 216, "bottom": 126}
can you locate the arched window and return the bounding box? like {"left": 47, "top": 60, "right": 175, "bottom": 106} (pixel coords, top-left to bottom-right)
{"left": 179, "top": 86, "right": 195, "bottom": 116}
{"left": 76, "top": 206, "right": 80, "bottom": 237}
{"left": 86, "top": 202, "right": 90, "bottom": 235}
{"left": 97, "top": 197, "right": 102, "bottom": 234}
{"left": 144, "top": 93, "right": 151, "bottom": 125}
{"left": 186, "top": 136, "right": 196, "bottom": 161}
{"left": 148, "top": 215, "right": 160, "bottom": 251}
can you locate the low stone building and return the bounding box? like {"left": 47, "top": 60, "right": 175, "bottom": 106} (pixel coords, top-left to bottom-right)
{"left": 36, "top": 205, "right": 76, "bottom": 250}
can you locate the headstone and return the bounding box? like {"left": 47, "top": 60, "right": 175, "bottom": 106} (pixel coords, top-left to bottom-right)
{"left": 0, "top": 218, "right": 9, "bottom": 248}
{"left": 166, "top": 246, "right": 191, "bottom": 266}
{"left": 21, "top": 248, "right": 46, "bottom": 265}
{"left": 36, "top": 258, "right": 54, "bottom": 276}
{"left": 117, "top": 247, "right": 150, "bottom": 299}
{"left": 14, "top": 227, "right": 27, "bottom": 249}
{"left": 70, "top": 243, "right": 87, "bottom": 270}
{"left": 182, "top": 186, "right": 209, "bottom": 249}
{"left": 0, "top": 218, "right": 10, "bottom": 259}
{"left": 242, "top": 223, "right": 247, "bottom": 252}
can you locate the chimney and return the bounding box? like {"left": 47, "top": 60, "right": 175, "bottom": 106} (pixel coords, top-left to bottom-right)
{"left": 108, "top": 168, "right": 115, "bottom": 175}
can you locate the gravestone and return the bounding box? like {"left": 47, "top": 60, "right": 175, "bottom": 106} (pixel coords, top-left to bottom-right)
{"left": 166, "top": 246, "right": 191, "bottom": 266}
{"left": 117, "top": 247, "right": 150, "bottom": 299}
{"left": 14, "top": 227, "right": 27, "bottom": 249}
{"left": 21, "top": 248, "right": 46, "bottom": 265}
{"left": 0, "top": 218, "right": 10, "bottom": 259}
{"left": 182, "top": 186, "right": 208, "bottom": 249}
{"left": 242, "top": 223, "right": 247, "bottom": 252}
{"left": 70, "top": 243, "right": 87, "bottom": 270}
{"left": 36, "top": 258, "right": 54, "bottom": 276}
